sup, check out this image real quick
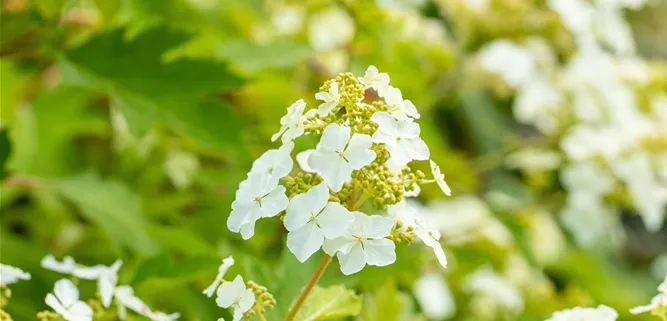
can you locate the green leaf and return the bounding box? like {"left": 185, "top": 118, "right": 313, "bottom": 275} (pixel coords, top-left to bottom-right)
{"left": 59, "top": 27, "right": 246, "bottom": 153}
{"left": 217, "top": 39, "right": 313, "bottom": 72}
{"left": 51, "top": 172, "right": 158, "bottom": 254}
{"left": 146, "top": 224, "right": 216, "bottom": 256}
{"left": 265, "top": 250, "right": 323, "bottom": 320}
{"left": 359, "top": 281, "right": 426, "bottom": 321}
{"left": 132, "top": 253, "right": 220, "bottom": 285}
{"left": 292, "top": 285, "right": 362, "bottom": 321}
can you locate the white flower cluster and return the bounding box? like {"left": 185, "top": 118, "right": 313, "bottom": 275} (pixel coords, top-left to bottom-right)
{"left": 631, "top": 275, "right": 667, "bottom": 318}
{"left": 202, "top": 257, "right": 259, "bottom": 321}
{"left": 0, "top": 263, "right": 31, "bottom": 286}
{"left": 227, "top": 66, "right": 452, "bottom": 275}
{"left": 477, "top": 0, "right": 667, "bottom": 241}
{"left": 41, "top": 255, "right": 180, "bottom": 321}
{"left": 546, "top": 304, "right": 618, "bottom": 321}
{"left": 463, "top": 266, "right": 524, "bottom": 318}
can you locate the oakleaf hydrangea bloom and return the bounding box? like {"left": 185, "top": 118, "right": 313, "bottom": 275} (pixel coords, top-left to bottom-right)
{"left": 226, "top": 66, "right": 452, "bottom": 275}
{"left": 216, "top": 276, "right": 255, "bottom": 321}
{"left": 547, "top": 305, "right": 618, "bottom": 321}
{"left": 630, "top": 275, "right": 667, "bottom": 319}
{"left": 45, "top": 279, "right": 93, "bottom": 321}
{"left": 308, "top": 123, "right": 376, "bottom": 192}
{"left": 323, "top": 212, "right": 396, "bottom": 275}
{"left": 202, "top": 257, "right": 275, "bottom": 321}
{"left": 0, "top": 263, "right": 31, "bottom": 285}
{"left": 41, "top": 255, "right": 122, "bottom": 308}
{"left": 285, "top": 182, "right": 354, "bottom": 262}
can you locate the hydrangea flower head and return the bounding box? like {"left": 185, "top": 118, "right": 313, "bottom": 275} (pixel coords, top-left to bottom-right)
{"left": 227, "top": 66, "right": 453, "bottom": 274}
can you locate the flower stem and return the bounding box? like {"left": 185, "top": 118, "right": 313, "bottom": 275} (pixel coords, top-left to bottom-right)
{"left": 284, "top": 254, "right": 333, "bottom": 321}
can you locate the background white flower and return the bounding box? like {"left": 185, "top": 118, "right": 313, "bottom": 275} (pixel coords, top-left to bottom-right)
{"left": 547, "top": 305, "right": 618, "bottom": 321}
{"left": 0, "top": 263, "right": 31, "bottom": 285}
{"left": 216, "top": 275, "right": 255, "bottom": 321}
{"left": 371, "top": 112, "right": 429, "bottom": 167}
{"left": 414, "top": 273, "right": 456, "bottom": 320}
{"left": 308, "top": 6, "right": 355, "bottom": 52}
{"left": 115, "top": 285, "right": 180, "bottom": 321}
{"left": 45, "top": 279, "right": 93, "bottom": 321}
{"left": 308, "top": 123, "right": 376, "bottom": 192}
{"left": 285, "top": 182, "right": 354, "bottom": 262}
{"left": 463, "top": 266, "right": 524, "bottom": 317}
{"left": 323, "top": 212, "right": 396, "bottom": 275}
{"left": 203, "top": 256, "right": 235, "bottom": 297}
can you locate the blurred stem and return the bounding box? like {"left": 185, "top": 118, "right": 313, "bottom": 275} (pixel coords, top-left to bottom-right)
{"left": 283, "top": 255, "right": 333, "bottom": 321}
{"left": 284, "top": 182, "right": 359, "bottom": 321}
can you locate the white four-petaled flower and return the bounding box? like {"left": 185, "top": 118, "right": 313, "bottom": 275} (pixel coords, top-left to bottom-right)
{"left": 315, "top": 81, "right": 340, "bottom": 116}
{"left": 45, "top": 279, "right": 93, "bottom": 321}
{"left": 203, "top": 256, "right": 235, "bottom": 297}
{"left": 323, "top": 212, "right": 396, "bottom": 275}
{"left": 388, "top": 200, "right": 447, "bottom": 268}
{"left": 272, "top": 99, "right": 308, "bottom": 144}
{"left": 371, "top": 112, "right": 429, "bottom": 167}
{"left": 216, "top": 275, "right": 255, "bottom": 321}
{"left": 430, "top": 160, "right": 452, "bottom": 196}
{"left": 0, "top": 263, "right": 31, "bottom": 285}
{"left": 308, "top": 123, "right": 376, "bottom": 192}
{"left": 284, "top": 182, "right": 354, "bottom": 262}
{"left": 359, "top": 65, "right": 390, "bottom": 95}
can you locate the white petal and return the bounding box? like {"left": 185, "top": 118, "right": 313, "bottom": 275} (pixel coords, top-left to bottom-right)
{"left": 232, "top": 308, "right": 244, "bottom": 321}
{"left": 296, "top": 150, "right": 316, "bottom": 172}
{"left": 308, "top": 150, "right": 353, "bottom": 192}
{"left": 41, "top": 255, "right": 77, "bottom": 274}
{"left": 317, "top": 203, "right": 354, "bottom": 239}
{"left": 337, "top": 244, "right": 366, "bottom": 275}
{"left": 238, "top": 289, "right": 256, "bottom": 312}
{"left": 249, "top": 147, "right": 293, "bottom": 182}
{"left": 363, "top": 238, "right": 396, "bottom": 267}
{"left": 259, "top": 185, "right": 288, "bottom": 218}
{"left": 422, "top": 234, "right": 447, "bottom": 268}
{"left": 344, "top": 134, "right": 376, "bottom": 169}
{"left": 401, "top": 138, "right": 430, "bottom": 161}
{"left": 99, "top": 273, "right": 117, "bottom": 308}
{"left": 318, "top": 123, "right": 350, "bottom": 151}
{"left": 361, "top": 215, "right": 395, "bottom": 239}
{"left": 216, "top": 279, "right": 243, "bottom": 308}
{"left": 287, "top": 223, "right": 326, "bottom": 262}
{"left": 284, "top": 182, "right": 329, "bottom": 231}
{"left": 227, "top": 202, "right": 261, "bottom": 232}
{"left": 402, "top": 100, "right": 420, "bottom": 119}
{"left": 239, "top": 221, "right": 257, "bottom": 240}
{"left": 46, "top": 293, "right": 68, "bottom": 317}
{"left": 54, "top": 278, "right": 80, "bottom": 307}
{"left": 322, "top": 236, "right": 357, "bottom": 256}
{"left": 370, "top": 112, "right": 400, "bottom": 135}
{"left": 0, "top": 264, "right": 31, "bottom": 285}
{"left": 371, "top": 130, "right": 395, "bottom": 145}
{"left": 68, "top": 301, "right": 93, "bottom": 321}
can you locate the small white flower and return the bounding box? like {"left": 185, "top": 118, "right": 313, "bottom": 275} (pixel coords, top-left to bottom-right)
{"left": 371, "top": 112, "right": 429, "bottom": 167}
{"left": 203, "top": 256, "right": 235, "bottom": 297}
{"left": 387, "top": 200, "right": 447, "bottom": 268}
{"left": 478, "top": 40, "right": 536, "bottom": 88}
{"left": 115, "top": 285, "right": 180, "bottom": 321}
{"left": 228, "top": 174, "right": 289, "bottom": 240}
{"left": 430, "top": 160, "right": 451, "bottom": 196}
{"left": 308, "top": 123, "right": 376, "bottom": 192}
{"left": 315, "top": 82, "right": 340, "bottom": 116}
{"left": 249, "top": 144, "right": 294, "bottom": 183}
{"left": 359, "top": 65, "right": 390, "bottom": 94}
{"left": 45, "top": 279, "right": 93, "bottom": 321}
{"left": 0, "top": 263, "right": 31, "bottom": 285}
{"left": 271, "top": 99, "right": 308, "bottom": 144}
{"left": 547, "top": 305, "right": 618, "bottom": 321}
{"left": 216, "top": 275, "right": 255, "bottom": 321}
{"left": 414, "top": 273, "right": 456, "bottom": 320}
{"left": 323, "top": 212, "right": 396, "bottom": 275}
{"left": 284, "top": 182, "right": 354, "bottom": 262}
{"left": 41, "top": 255, "right": 122, "bottom": 309}
{"left": 392, "top": 99, "right": 421, "bottom": 120}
